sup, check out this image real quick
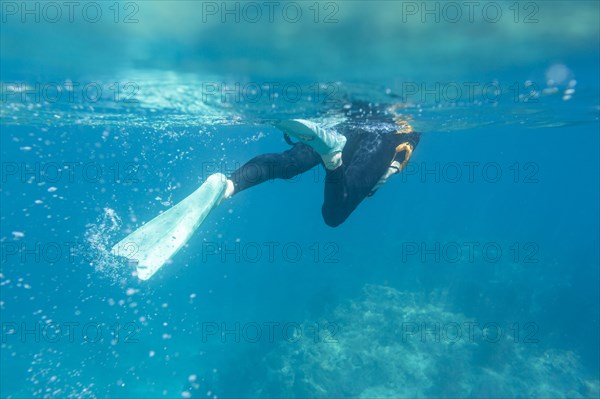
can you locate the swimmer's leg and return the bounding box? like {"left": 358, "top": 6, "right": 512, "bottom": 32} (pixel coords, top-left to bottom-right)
{"left": 227, "top": 143, "right": 321, "bottom": 197}
{"left": 275, "top": 119, "right": 347, "bottom": 170}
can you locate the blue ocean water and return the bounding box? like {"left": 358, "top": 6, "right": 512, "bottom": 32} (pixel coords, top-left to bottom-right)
{"left": 1, "top": 1, "right": 599, "bottom": 398}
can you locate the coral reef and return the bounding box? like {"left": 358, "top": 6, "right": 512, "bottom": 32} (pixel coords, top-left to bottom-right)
{"left": 256, "top": 284, "right": 599, "bottom": 398}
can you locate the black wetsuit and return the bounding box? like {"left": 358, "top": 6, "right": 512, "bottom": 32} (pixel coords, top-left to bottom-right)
{"left": 230, "top": 102, "right": 420, "bottom": 227}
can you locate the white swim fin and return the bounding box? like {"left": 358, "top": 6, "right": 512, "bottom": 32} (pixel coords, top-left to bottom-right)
{"left": 111, "top": 173, "right": 228, "bottom": 280}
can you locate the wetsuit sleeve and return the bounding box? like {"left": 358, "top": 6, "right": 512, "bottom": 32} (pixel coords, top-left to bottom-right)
{"left": 229, "top": 142, "right": 321, "bottom": 194}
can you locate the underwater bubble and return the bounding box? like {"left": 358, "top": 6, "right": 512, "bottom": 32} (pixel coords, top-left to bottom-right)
{"left": 83, "top": 208, "right": 131, "bottom": 282}
{"left": 546, "top": 64, "right": 572, "bottom": 86}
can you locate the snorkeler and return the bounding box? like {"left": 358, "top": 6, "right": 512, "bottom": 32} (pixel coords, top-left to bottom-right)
{"left": 222, "top": 101, "right": 420, "bottom": 227}
{"left": 112, "top": 101, "right": 420, "bottom": 280}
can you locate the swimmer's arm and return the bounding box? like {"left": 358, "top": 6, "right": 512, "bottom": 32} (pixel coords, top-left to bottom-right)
{"left": 393, "top": 142, "right": 414, "bottom": 173}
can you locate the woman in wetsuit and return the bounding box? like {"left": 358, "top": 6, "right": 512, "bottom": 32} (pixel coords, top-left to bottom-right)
{"left": 222, "top": 102, "right": 420, "bottom": 227}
